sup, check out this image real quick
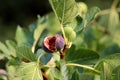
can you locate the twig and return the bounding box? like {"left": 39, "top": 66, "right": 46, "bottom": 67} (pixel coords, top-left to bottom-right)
{"left": 42, "top": 72, "right": 49, "bottom": 80}
{"left": 111, "top": 0, "right": 119, "bottom": 9}
{"left": 97, "top": 8, "right": 120, "bottom": 17}
{"left": 60, "top": 45, "right": 69, "bottom": 59}
{"left": 66, "top": 63, "right": 100, "bottom": 74}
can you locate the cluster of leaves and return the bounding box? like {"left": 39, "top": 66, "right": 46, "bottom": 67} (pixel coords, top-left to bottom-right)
{"left": 0, "top": 0, "right": 120, "bottom": 80}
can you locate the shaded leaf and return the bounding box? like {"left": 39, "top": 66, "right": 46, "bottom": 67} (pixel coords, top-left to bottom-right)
{"left": 95, "top": 53, "right": 120, "bottom": 70}
{"left": 36, "top": 49, "right": 52, "bottom": 64}
{"left": 65, "top": 45, "right": 99, "bottom": 65}
{"left": 95, "top": 53, "right": 120, "bottom": 80}
{"left": 70, "top": 70, "right": 80, "bottom": 80}
{"left": 101, "top": 44, "right": 120, "bottom": 58}
{"left": 76, "top": 7, "right": 100, "bottom": 33}
{"left": 85, "top": 7, "right": 100, "bottom": 22}
{"left": 113, "top": 65, "right": 120, "bottom": 80}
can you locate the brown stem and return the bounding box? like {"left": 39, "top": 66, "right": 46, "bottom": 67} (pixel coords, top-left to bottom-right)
{"left": 60, "top": 45, "right": 69, "bottom": 59}
{"left": 42, "top": 72, "right": 49, "bottom": 80}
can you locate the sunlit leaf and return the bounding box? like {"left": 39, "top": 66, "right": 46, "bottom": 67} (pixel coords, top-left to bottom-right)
{"left": 16, "top": 62, "right": 43, "bottom": 80}
{"left": 15, "top": 26, "right": 34, "bottom": 47}
{"left": 16, "top": 46, "right": 36, "bottom": 61}
{"left": 0, "top": 41, "right": 11, "bottom": 59}
{"left": 49, "top": 0, "right": 78, "bottom": 24}
{"left": 6, "top": 40, "right": 16, "bottom": 57}
{"left": 34, "top": 24, "right": 46, "bottom": 42}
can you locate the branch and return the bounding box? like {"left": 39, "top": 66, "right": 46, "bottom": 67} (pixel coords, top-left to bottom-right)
{"left": 111, "top": 0, "right": 119, "bottom": 9}
{"left": 97, "top": 8, "right": 120, "bottom": 17}
{"left": 60, "top": 45, "right": 69, "bottom": 59}
{"left": 66, "top": 63, "right": 100, "bottom": 74}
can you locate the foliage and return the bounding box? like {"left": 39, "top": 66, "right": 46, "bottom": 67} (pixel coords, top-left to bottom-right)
{"left": 0, "top": 0, "right": 120, "bottom": 80}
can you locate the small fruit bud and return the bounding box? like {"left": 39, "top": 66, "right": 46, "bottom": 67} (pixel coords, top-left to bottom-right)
{"left": 64, "top": 27, "right": 76, "bottom": 41}
{"left": 77, "top": 2, "right": 88, "bottom": 17}
{"left": 42, "top": 34, "right": 65, "bottom": 53}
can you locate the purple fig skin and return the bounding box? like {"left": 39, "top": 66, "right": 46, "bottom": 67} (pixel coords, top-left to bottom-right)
{"left": 55, "top": 34, "right": 65, "bottom": 50}
{"left": 42, "top": 34, "right": 65, "bottom": 53}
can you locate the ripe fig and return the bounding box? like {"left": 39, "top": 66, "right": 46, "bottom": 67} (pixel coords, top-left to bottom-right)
{"left": 42, "top": 34, "right": 65, "bottom": 53}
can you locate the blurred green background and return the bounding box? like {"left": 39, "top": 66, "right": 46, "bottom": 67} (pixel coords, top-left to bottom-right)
{"left": 0, "top": 0, "right": 113, "bottom": 42}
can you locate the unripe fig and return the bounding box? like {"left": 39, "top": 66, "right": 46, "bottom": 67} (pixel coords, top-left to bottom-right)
{"left": 77, "top": 2, "right": 88, "bottom": 16}
{"left": 64, "top": 27, "right": 76, "bottom": 41}
{"left": 42, "top": 34, "right": 65, "bottom": 53}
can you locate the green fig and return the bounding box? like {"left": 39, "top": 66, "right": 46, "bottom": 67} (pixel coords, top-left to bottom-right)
{"left": 64, "top": 27, "right": 76, "bottom": 41}
{"left": 77, "top": 2, "right": 88, "bottom": 17}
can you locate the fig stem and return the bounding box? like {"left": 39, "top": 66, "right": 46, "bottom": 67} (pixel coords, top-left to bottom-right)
{"left": 60, "top": 45, "right": 69, "bottom": 59}
{"left": 66, "top": 63, "right": 100, "bottom": 74}
{"left": 60, "top": 24, "right": 67, "bottom": 44}
{"left": 42, "top": 72, "right": 49, "bottom": 80}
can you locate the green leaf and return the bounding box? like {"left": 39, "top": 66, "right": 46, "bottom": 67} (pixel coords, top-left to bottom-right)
{"left": 59, "top": 60, "right": 68, "bottom": 80}
{"left": 0, "top": 54, "right": 5, "bottom": 60}
{"left": 0, "top": 41, "right": 11, "bottom": 59}
{"left": 101, "top": 44, "right": 120, "bottom": 58}
{"left": 85, "top": 7, "right": 100, "bottom": 22}
{"left": 16, "top": 46, "right": 36, "bottom": 61}
{"left": 7, "top": 65, "right": 17, "bottom": 80}
{"left": 95, "top": 53, "right": 120, "bottom": 80}
{"left": 113, "top": 65, "right": 120, "bottom": 80}
{"left": 48, "top": 72, "right": 55, "bottom": 80}
{"left": 76, "top": 7, "right": 100, "bottom": 33}
{"left": 68, "top": 67, "right": 94, "bottom": 80}
{"left": 34, "top": 24, "right": 46, "bottom": 42}
{"left": 101, "top": 62, "right": 112, "bottom": 80}
{"left": 46, "top": 13, "right": 61, "bottom": 34}
{"left": 16, "top": 62, "right": 43, "bottom": 80}
{"left": 50, "top": 67, "right": 62, "bottom": 79}
{"left": 84, "top": 26, "right": 97, "bottom": 50}
{"left": 108, "top": 9, "right": 119, "bottom": 32}
{"left": 6, "top": 40, "right": 16, "bottom": 57}
{"left": 32, "top": 24, "right": 46, "bottom": 52}
{"left": 36, "top": 49, "right": 52, "bottom": 64}
{"left": 95, "top": 53, "right": 120, "bottom": 70}
{"left": 49, "top": 0, "right": 78, "bottom": 24}
{"left": 15, "top": 26, "right": 28, "bottom": 46}
{"left": 65, "top": 45, "right": 99, "bottom": 65}
{"left": 16, "top": 25, "right": 34, "bottom": 47}
{"left": 70, "top": 70, "right": 80, "bottom": 80}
